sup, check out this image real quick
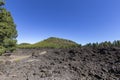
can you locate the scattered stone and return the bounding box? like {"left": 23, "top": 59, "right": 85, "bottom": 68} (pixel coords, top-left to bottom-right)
{"left": 0, "top": 48, "right": 119, "bottom": 80}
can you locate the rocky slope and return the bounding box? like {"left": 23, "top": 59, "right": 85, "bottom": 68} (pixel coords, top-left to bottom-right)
{"left": 0, "top": 47, "right": 120, "bottom": 80}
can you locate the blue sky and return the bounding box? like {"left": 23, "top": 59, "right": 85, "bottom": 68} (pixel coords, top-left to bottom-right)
{"left": 6, "top": 0, "right": 120, "bottom": 44}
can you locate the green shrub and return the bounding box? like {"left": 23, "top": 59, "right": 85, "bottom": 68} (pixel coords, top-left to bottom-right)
{"left": 0, "top": 46, "right": 5, "bottom": 55}
{"left": 3, "top": 38, "right": 17, "bottom": 52}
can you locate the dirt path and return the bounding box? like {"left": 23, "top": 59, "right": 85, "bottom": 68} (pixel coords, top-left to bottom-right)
{"left": 9, "top": 55, "right": 30, "bottom": 62}
{"left": 0, "top": 51, "right": 47, "bottom": 63}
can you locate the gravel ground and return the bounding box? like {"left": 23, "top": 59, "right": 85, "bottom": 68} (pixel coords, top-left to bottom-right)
{"left": 0, "top": 47, "right": 120, "bottom": 80}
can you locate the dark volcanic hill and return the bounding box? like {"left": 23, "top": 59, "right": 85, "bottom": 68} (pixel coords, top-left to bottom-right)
{"left": 0, "top": 47, "right": 120, "bottom": 80}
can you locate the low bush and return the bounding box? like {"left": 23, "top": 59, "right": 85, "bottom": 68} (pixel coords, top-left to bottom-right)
{"left": 0, "top": 46, "right": 6, "bottom": 55}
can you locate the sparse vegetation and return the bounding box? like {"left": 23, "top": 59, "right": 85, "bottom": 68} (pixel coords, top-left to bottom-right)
{"left": 18, "top": 43, "right": 31, "bottom": 48}
{"left": 18, "top": 37, "right": 80, "bottom": 49}
{"left": 18, "top": 37, "right": 120, "bottom": 49}
{"left": 18, "top": 38, "right": 120, "bottom": 49}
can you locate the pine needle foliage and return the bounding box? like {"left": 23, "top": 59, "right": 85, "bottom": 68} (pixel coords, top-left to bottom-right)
{"left": 0, "top": 0, "right": 17, "bottom": 54}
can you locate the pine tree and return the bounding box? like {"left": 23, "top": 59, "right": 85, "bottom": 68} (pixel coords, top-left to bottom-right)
{"left": 0, "top": 0, "right": 17, "bottom": 54}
